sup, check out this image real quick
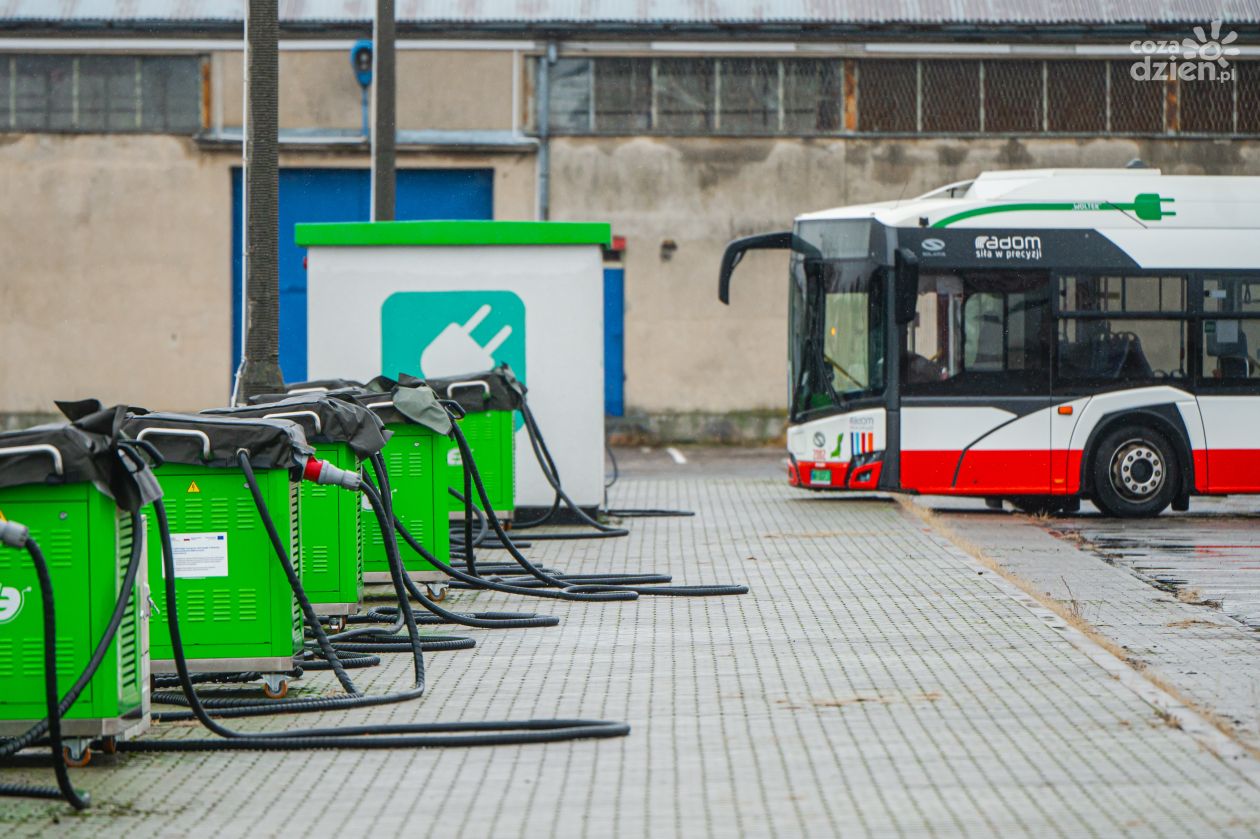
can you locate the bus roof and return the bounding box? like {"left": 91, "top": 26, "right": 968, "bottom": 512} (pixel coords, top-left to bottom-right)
{"left": 797, "top": 169, "right": 1260, "bottom": 231}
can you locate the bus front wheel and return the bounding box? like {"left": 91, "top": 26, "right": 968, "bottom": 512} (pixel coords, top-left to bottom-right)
{"left": 1091, "top": 425, "right": 1177, "bottom": 518}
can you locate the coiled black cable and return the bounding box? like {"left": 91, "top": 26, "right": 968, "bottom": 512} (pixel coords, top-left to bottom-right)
{"left": 446, "top": 420, "right": 749, "bottom": 597}
{"left": 362, "top": 453, "right": 570, "bottom": 625}
{"left": 0, "top": 536, "right": 90, "bottom": 809}
{"left": 0, "top": 511, "right": 145, "bottom": 761}
{"left": 150, "top": 462, "right": 433, "bottom": 717}
{"left": 370, "top": 453, "right": 637, "bottom": 604}
{"left": 122, "top": 482, "right": 628, "bottom": 746}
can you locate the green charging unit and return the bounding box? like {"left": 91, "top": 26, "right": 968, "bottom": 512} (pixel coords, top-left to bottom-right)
{"left": 143, "top": 463, "right": 301, "bottom": 695}
{"left": 300, "top": 440, "right": 363, "bottom": 619}
{"left": 423, "top": 367, "right": 524, "bottom": 523}
{"left": 446, "top": 410, "right": 515, "bottom": 521}
{"left": 204, "top": 397, "right": 387, "bottom": 629}
{"left": 126, "top": 415, "right": 312, "bottom": 699}
{"left": 361, "top": 420, "right": 448, "bottom": 587}
{"left": 0, "top": 429, "right": 150, "bottom": 763}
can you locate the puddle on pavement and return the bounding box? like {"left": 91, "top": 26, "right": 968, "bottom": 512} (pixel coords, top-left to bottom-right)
{"left": 1045, "top": 512, "right": 1260, "bottom": 627}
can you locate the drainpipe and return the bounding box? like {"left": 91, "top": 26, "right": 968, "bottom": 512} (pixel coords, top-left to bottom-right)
{"left": 536, "top": 42, "right": 556, "bottom": 221}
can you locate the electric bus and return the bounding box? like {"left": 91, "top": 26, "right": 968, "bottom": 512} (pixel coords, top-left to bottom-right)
{"left": 719, "top": 168, "right": 1260, "bottom": 518}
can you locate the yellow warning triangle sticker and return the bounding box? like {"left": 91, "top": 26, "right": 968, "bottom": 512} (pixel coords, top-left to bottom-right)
{"left": 0, "top": 509, "right": 6, "bottom": 521}
{"left": 187, "top": 481, "right": 201, "bottom": 494}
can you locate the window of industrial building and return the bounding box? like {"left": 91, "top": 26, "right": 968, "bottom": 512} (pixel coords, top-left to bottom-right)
{"left": 984, "top": 61, "right": 1042, "bottom": 132}
{"left": 547, "top": 56, "right": 1258, "bottom": 137}
{"left": 656, "top": 59, "right": 714, "bottom": 132}
{"left": 547, "top": 57, "right": 843, "bottom": 135}
{"left": 1240, "top": 64, "right": 1260, "bottom": 134}
{"left": 922, "top": 61, "right": 980, "bottom": 132}
{"left": 0, "top": 55, "right": 202, "bottom": 134}
{"left": 1046, "top": 62, "right": 1106, "bottom": 132}
{"left": 855, "top": 61, "right": 917, "bottom": 132}
{"left": 595, "top": 59, "right": 651, "bottom": 132}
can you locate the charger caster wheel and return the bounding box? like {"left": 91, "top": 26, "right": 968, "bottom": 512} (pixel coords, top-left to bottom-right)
{"left": 425, "top": 583, "right": 449, "bottom": 602}
{"left": 63, "top": 740, "right": 92, "bottom": 768}
{"left": 261, "top": 674, "right": 290, "bottom": 700}
{"left": 99, "top": 736, "right": 118, "bottom": 755}
{"left": 327, "top": 616, "right": 347, "bottom": 634}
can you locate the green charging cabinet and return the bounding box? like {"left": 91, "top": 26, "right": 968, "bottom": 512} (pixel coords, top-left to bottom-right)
{"left": 0, "top": 482, "right": 148, "bottom": 747}
{"left": 300, "top": 441, "right": 363, "bottom": 620}
{"left": 362, "top": 422, "right": 448, "bottom": 585}
{"left": 447, "top": 410, "right": 516, "bottom": 520}
{"left": 145, "top": 463, "right": 302, "bottom": 688}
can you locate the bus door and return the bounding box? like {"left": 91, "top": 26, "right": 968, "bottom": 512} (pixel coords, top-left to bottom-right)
{"left": 900, "top": 271, "right": 1054, "bottom": 495}
{"left": 1198, "top": 275, "right": 1260, "bottom": 493}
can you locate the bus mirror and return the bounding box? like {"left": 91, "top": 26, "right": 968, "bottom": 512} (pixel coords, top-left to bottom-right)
{"left": 718, "top": 231, "right": 794, "bottom": 304}
{"left": 894, "top": 248, "right": 919, "bottom": 325}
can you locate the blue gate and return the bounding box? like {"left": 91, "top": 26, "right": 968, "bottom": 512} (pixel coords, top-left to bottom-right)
{"left": 231, "top": 168, "right": 494, "bottom": 383}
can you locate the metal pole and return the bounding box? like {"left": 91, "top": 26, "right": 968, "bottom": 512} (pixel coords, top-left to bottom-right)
{"left": 536, "top": 42, "right": 555, "bottom": 221}
{"left": 371, "top": 0, "right": 396, "bottom": 221}
{"left": 234, "top": 0, "right": 282, "bottom": 403}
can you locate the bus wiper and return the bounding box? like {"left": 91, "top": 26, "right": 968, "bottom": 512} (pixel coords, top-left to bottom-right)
{"left": 823, "top": 352, "right": 863, "bottom": 390}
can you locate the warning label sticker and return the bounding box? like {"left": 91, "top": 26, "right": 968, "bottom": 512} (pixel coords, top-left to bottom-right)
{"left": 170, "top": 532, "right": 230, "bottom": 578}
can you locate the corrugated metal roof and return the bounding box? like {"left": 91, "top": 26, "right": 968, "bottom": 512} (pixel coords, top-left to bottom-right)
{"left": 2, "top": 0, "right": 1259, "bottom": 26}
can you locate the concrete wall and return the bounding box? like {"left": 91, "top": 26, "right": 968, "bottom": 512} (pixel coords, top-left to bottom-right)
{"left": 0, "top": 132, "right": 535, "bottom": 417}
{"left": 550, "top": 136, "right": 1260, "bottom": 415}
{"left": 4, "top": 43, "right": 1260, "bottom": 427}
{"left": 213, "top": 49, "right": 519, "bottom": 132}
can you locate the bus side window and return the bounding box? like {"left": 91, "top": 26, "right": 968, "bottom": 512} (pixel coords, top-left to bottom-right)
{"left": 1057, "top": 275, "right": 1187, "bottom": 382}
{"left": 963, "top": 293, "right": 1005, "bottom": 371}
{"left": 904, "top": 272, "right": 1049, "bottom": 392}
{"left": 1203, "top": 277, "right": 1260, "bottom": 380}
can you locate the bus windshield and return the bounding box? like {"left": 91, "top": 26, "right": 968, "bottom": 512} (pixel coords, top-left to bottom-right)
{"left": 789, "top": 220, "right": 885, "bottom": 420}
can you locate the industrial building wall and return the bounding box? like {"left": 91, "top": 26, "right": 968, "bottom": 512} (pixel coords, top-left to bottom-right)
{"left": 5, "top": 43, "right": 1260, "bottom": 429}
{"left": 550, "top": 135, "right": 1260, "bottom": 417}
{"left": 0, "top": 134, "right": 534, "bottom": 421}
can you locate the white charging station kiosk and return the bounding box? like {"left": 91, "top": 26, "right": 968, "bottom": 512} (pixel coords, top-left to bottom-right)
{"left": 298, "top": 220, "right": 609, "bottom": 510}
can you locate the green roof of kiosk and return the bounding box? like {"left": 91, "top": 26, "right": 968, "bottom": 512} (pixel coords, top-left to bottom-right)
{"left": 295, "top": 220, "right": 611, "bottom": 248}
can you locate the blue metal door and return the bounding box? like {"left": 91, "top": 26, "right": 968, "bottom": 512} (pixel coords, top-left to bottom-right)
{"left": 603, "top": 266, "right": 625, "bottom": 416}
{"left": 231, "top": 168, "right": 494, "bottom": 383}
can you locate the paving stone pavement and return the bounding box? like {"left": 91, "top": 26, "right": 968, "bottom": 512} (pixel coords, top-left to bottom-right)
{"left": 5, "top": 476, "right": 1260, "bottom": 837}
{"left": 916, "top": 500, "right": 1260, "bottom": 752}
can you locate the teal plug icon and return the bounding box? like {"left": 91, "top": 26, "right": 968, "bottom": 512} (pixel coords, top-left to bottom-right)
{"left": 419, "top": 304, "right": 513, "bottom": 377}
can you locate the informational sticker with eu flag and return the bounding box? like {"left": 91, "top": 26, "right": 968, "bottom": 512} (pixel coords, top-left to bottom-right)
{"left": 381, "top": 291, "right": 527, "bottom": 428}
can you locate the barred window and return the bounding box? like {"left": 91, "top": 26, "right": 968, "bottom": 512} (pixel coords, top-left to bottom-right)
{"left": 0, "top": 55, "right": 202, "bottom": 134}
{"left": 545, "top": 56, "right": 1258, "bottom": 137}
{"left": 547, "top": 57, "right": 842, "bottom": 135}
{"left": 856, "top": 61, "right": 917, "bottom": 132}
{"left": 720, "top": 58, "right": 779, "bottom": 133}
{"left": 1240, "top": 63, "right": 1260, "bottom": 134}
{"left": 656, "top": 59, "right": 713, "bottom": 132}
{"left": 596, "top": 59, "right": 651, "bottom": 133}
{"left": 922, "top": 61, "right": 979, "bottom": 132}
{"left": 1109, "top": 62, "right": 1164, "bottom": 133}
{"left": 1047, "top": 62, "right": 1105, "bottom": 132}
{"left": 1181, "top": 76, "right": 1235, "bottom": 133}
{"left": 984, "top": 61, "right": 1042, "bottom": 132}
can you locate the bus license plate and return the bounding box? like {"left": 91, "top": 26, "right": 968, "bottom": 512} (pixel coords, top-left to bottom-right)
{"left": 810, "top": 469, "right": 831, "bottom": 485}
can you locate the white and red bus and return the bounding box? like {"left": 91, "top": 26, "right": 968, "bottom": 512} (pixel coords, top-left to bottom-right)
{"left": 719, "top": 168, "right": 1260, "bottom": 517}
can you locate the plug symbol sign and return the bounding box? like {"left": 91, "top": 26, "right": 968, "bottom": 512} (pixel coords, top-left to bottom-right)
{"left": 419, "top": 304, "right": 513, "bottom": 378}
{"left": 0, "top": 584, "right": 28, "bottom": 623}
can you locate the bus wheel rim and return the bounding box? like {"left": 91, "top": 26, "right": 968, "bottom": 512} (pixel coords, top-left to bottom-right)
{"left": 1110, "top": 440, "right": 1164, "bottom": 500}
